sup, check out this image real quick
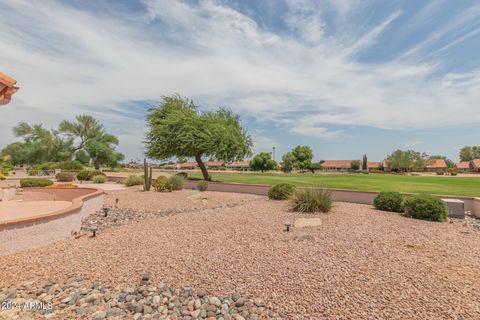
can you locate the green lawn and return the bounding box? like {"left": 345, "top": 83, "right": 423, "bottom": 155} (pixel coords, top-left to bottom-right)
{"left": 188, "top": 172, "right": 480, "bottom": 197}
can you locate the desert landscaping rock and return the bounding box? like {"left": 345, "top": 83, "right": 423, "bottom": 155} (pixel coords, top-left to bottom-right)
{"left": 0, "top": 189, "right": 479, "bottom": 319}
{"left": 293, "top": 217, "right": 322, "bottom": 228}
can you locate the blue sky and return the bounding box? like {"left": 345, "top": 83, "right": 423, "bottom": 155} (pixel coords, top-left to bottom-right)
{"left": 1, "top": 0, "right": 480, "bottom": 162}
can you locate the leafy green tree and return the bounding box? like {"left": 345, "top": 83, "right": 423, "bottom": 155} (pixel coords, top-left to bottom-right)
{"left": 1, "top": 142, "right": 30, "bottom": 165}
{"left": 145, "top": 95, "right": 252, "bottom": 180}
{"left": 281, "top": 152, "right": 295, "bottom": 173}
{"left": 308, "top": 162, "right": 323, "bottom": 173}
{"left": 74, "top": 149, "right": 91, "bottom": 165}
{"left": 362, "top": 154, "right": 368, "bottom": 170}
{"left": 250, "top": 152, "right": 277, "bottom": 172}
{"left": 351, "top": 160, "right": 361, "bottom": 170}
{"left": 459, "top": 146, "right": 480, "bottom": 161}
{"left": 84, "top": 132, "right": 124, "bottom": 170}
{"left": 291, "top": 145, "right": 313, "bottom": 170}
{"left": 387, "top": 149, "right": 428, "bottom": 172}
{"left": 58, "top": 114, "right": 103, "bottom": 159}
{"left": 13, "top": 122, "right": 72, "bottom": 164}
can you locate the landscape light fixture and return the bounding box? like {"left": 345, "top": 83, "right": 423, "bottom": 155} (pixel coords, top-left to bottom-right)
{"left": 102, "top": 207, "right": 109, "bottom": 217}
{"left": 90, "top": 225, "right": 98, "bottom": 237}
{"left": 115, "top": 198, "right": 119, "bottom": 207}
{"left": 284, "top": 222, "right": 292, "bottom": 232}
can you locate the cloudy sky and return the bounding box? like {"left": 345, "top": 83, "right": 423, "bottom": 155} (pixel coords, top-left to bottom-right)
{"left": 1, "top": 0, "right": 479, "bottom": 162}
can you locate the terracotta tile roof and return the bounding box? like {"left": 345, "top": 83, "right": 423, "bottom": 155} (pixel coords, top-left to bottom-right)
{"left": 471, "top": 159, "right": 480, "bottom": 168}
{"left": 367, "top": 162, "right": 381, "bottom": 169}
{"left": 322, "top": 160, "right": 353, "bottom": 168}
{"left": 455, "top": 161, "right": 471, "bottom": 169}
{"left": 228, "top": 160, "right": 250, "bottom": 167}
{"left": 425, "top": 159, "right": 447, "bottom": 169}
{"left": 178, "top": 162, "right": 197, "bottom": 168}
{"left": 205, "top": 161, "right": 225, "bottom": 167}
{"left": 161, "top": 163, "right": 176, "bottom": 169}
{"left": 0, "top": 72, "right": 19, "bottom": 105}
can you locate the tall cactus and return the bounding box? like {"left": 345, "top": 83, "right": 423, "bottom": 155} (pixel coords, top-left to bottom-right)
{"left": 143, "top": 158, "right": 152, "bottom": 191}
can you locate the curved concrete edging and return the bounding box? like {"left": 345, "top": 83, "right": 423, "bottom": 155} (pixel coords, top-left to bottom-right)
{"left": 0, "top": 188, "right": 104, "bottom": 256}
{"left": 185, "top": 180, "right": 480, "bottom": 217}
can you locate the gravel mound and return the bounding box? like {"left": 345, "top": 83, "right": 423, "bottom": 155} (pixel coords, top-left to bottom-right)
{"left": 0, "top": 274, "right": 284, "bottom": 319}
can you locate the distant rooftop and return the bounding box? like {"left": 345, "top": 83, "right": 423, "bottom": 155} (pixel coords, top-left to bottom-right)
{"left": 0, "top": 72, "right": 19, "bottom": 105}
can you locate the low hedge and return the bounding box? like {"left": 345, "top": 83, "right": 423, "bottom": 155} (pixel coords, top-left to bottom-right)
{"left": 268, "top": 183, "right": 296, "bottom": 200}
{"left": 55, "top": 172, "right": 75, "bottom": 182}
{"left": 76, "top": 170, "right": 105, "bottom": 181}
{"left": 403, "top": 194, "right": 448, "bottom": 222}
{"left": 20, "top": 178, "right": 53, "bottom": 188}
{"left": 373, "top": 191, "right": 404, "bottom": 212}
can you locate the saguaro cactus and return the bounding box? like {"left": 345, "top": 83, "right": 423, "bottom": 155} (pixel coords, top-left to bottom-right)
{"left": 143, "top": 158, "right": 152, "bottom": 191}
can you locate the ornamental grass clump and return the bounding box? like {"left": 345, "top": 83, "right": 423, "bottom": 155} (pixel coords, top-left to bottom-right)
{"left": 123, "top": 175, "right": 144, "bottom": 187}
{"left": 290, "top": 187, "right": 333, "bottom": 213}
{"left": 403, "top": 194, "right": 448, "bottom": 222}
{"left": 268, "top": 183, "right": 296, "bottom": 200}
{"left": 92, "top": 175, "right": 106, "bottom": 184}
{"left": 197, "top": 180, "right": 208, "bottom": 192}
{"left": 373, "top": 191, "right": 404, "bottom": 212}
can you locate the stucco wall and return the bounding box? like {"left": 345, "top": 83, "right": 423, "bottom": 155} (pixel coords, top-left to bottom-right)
{"left": 0, "top": 186, "right": 16, "bottom": 201}
{"left": 0, "top": 189, "right": 103, "bottom": 256}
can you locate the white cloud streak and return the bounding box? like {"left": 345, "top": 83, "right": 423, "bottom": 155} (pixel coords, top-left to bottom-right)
{"left": 0, "top": 0, "right": 479, "bottom": 159}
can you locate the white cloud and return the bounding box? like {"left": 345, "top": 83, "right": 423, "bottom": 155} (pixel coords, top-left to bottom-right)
{"left": 0, "top": 0, "right": 479, "bottom": 159}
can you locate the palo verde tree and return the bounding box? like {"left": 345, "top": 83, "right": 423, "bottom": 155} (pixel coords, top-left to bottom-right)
{"left": 145, "top": 95, "right": 252, "bottom": 180}
{"left": 58, "top": 114, "right": 103, "bottom": 160}
{"left": 250, "top": 152, "right": 277, "bottom": 172}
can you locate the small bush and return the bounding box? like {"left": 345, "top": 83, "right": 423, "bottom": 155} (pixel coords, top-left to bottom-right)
{"left": 176, "top": 172, "right": 188, "bottom": 179}
{"left": 55, "top": 172, "right": 75, "bottom": 182}
{"left": 0, "top": 174, "right": 5, "bottom": 180}
{"left": 373, "top": 191, "right": 404, "bottom": 212}
{"left": 20, "top": 178, "right": 53, "bottom": 188}
{"left": 57, "top": 160, "right": 84, "bottom": 171}
{"left": 289, "top": 187, "right": 333, "bottom": 213}
{"left": 31, "top": 162, "right": 57, "bottom": 170}
{"left": 167, "top": 175, "right": 184, "bottom": 191}
{"left": 123, "top": 175, "right": 144, "bottom": 187}
{"left": 77, "top": 170, "right": 105, "bottom": 181}
{"left": 153, "top": 176, "right": 171, "bottom": 192}
{"left": 435, "top": 170, "right": 444, "bottom": 175}
{"left": 448, "top": 168, "right": 458, "bottom": 176}
{"left": 361, "top": 170, "right": 369, "bottom": 174}
{"left": 197, "top": 180, "right": 208, "bottom": 192}
{"left": 92, "top": 175, "right": 106, "bottom": 183}
{"left": 403, "top": 194, "right": 448, "bottom": 222}
{"left": 268, "top": 183, "right": 296, "bottom": 200}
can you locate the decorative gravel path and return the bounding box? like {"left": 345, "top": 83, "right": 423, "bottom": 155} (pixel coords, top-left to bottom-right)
{"left": 1, "top": 190, "right": 480, "bottom": 319}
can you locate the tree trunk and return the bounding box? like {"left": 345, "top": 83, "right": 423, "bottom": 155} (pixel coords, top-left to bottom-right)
{"left": 195, "top": 153, "right": 210, "bottom": 181}
{"left": 94, "top": 160, "right": 100, "bottom": 170}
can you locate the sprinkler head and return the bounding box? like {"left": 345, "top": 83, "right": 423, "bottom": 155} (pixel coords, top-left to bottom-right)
{"left": 102, "top": 207, "right": 109, "bottom": 217}
{"left": 284, "top": 222, "right": 292, "bottom": 232}
{"left": 115, "top": 198, "right": 119, "bottom": 207}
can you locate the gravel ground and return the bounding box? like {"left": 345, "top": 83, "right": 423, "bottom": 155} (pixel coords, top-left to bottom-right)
{"left": 1, "top": 191, "right": 480, "bottom": 319}
{"left": 103, "top": 188, "right": 261, "bottom": 212}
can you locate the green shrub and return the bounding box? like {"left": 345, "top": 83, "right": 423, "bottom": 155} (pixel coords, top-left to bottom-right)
{"left": 0, "top": 174, "right": 5, "bottom": 181}
{"left": 176, "top": 172, "right": 188, "bottom": 179}
{"left": 123, "top": 175, "right": 144, "bottom": 187}
{"left": 20, "top": 178, "right": 53, "bottom": 188}
{"left": 167, "top": 175, "right": 184, "bottom": 191}
{"left": 361, "top": 170, "right": 369, "bottom": 174}
{"left": 448, "top": 168, "right": 458, "bottom": 176}
{"left": 77, "top": 170, "right": 105, "bottom": 181}
{"left": 373, "top": 191, "right": 404, "bottom": 212}
{"left": 403, "top": 194, "right": 448, "bottom": 222}
{"left": 435, "top": 170, "right": 444, "bottom": 175}
{"left": 197, "top": 180, "right": 208, "bottom": 192}
{"left": 58, "top": 160, "right": 84, "bottom": 171}
{"left": 268, "top": 183, "right": 296, "bottom": 200}
{"left": 55, "top": 172, "right": 75, "bottom": 182}
{"left": 289, "top": 187, "right": 333, "bottom": 213}
{"left": 92, "top": 175, "right": 106, "bottom": 184}
{"left": 153, "top": 176, "right": 171, "bottom": 192}
{"left": 31, "top": 162, "right": 57, "bottom": 170}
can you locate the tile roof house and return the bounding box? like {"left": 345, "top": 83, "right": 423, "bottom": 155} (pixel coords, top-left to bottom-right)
{"left": 226, "top": 160, "right": 250, "bottom": 170}
{"left": 455, "top": 161, "right": 472, "bottom": 172}
{"left": 322, "top": 160, "right": 354, "bottom": 172}
{"left": 471, "top": 159, "right": 480, "bottom": 172}
{"left": 367, "top": 162, "right": 381, "bottom": 170}
{"left": 424, "top": 159, "right": 447, "bottom": 172}
{"left": 0, "top": 72, "right": 19, "bottom": 105}
{"left": 204, "top": 161, "right": 225, "bottom": 168}
{"left": 178, "top": 162, "right": 197, "bottom": 169}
